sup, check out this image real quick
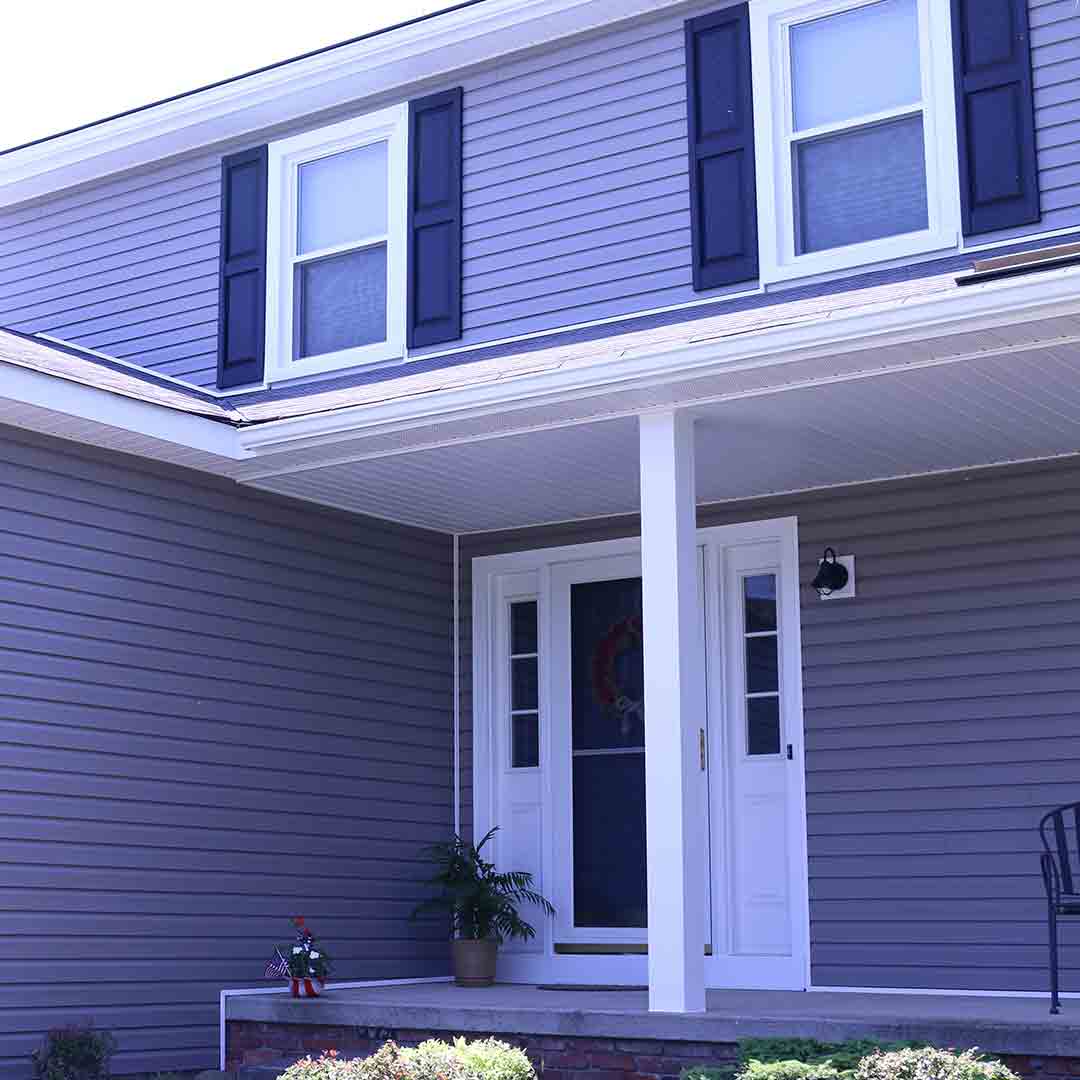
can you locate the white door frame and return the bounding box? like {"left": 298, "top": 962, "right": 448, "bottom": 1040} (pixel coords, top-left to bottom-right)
{"left": 471, "top": 517, "right": 810, "bottom": 989}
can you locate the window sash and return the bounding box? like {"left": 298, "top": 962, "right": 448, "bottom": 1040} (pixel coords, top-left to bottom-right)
{"left": 264, "top": 105, "right": 407, "bottom": 383}
{"left": 750, "top": 0, "right": 960, "bottom": 283}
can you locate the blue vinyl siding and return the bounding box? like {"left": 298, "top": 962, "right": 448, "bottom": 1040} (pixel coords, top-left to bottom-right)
{"left": 0, "top": 0, "right": 1079, "bottom": 381}
{"left": 459, "top": 456, "right": 1080, "bottom": 992}
{"left": 0, "top": 155, "right": 222, "bottom": 384}
{"left": 0, "top": 425, "right": 453, "bottom": 1077}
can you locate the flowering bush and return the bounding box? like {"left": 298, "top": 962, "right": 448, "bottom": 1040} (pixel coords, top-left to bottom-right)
{"left": 278, "top": 915, "right": 332, "bottom": 980}
{"left": 277, "top": 1038, "right": 535, "bottom": 1080}
{"left": 855, "top": 1048, "right": 1019, "bottom": 1080}
{"left": 681, "top": 1042, "right": 1016, "bottom": 1080}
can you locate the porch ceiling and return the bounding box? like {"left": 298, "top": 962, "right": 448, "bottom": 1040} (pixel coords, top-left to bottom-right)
{"left": 244, "top": 333, "right": 1080, "bottom": 533}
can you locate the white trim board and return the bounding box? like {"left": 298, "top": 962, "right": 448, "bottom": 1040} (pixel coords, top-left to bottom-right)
{"left": 235, "top": 263, "right": 1080, "bottom": 459}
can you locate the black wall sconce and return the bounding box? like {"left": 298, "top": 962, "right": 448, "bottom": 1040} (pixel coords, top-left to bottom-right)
{"left": 811, "top": 547, "right": 850, "bottom": 598}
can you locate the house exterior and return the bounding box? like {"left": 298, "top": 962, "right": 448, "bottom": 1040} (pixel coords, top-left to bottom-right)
{"left": 1, "top": 0, "right": 1080, "bottom": 1074}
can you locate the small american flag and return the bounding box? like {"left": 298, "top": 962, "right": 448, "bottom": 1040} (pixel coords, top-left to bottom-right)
{"left": 264, "top": 948, "right": 289, "bottom": 979}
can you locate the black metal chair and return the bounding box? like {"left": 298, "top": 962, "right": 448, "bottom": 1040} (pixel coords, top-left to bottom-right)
{"left": 1039, "top": 801, "right": 1080, "bottom": 1013}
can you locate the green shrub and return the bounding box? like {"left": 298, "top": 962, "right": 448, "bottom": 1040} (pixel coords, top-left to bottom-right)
{"left": 277, "top": 1037, "right": 536, "bottom": 1080}
{"left": 402, "top": 1040, "right": 474, "bottom": 1080}
{"left": 855, "top": 1047, "right": 1019, "bottom": 1080}
{"left": 681, "top": 1038, "right": 930, "bottom": 1080}
{"left": 451, "top": 1037, "right": 534, "bottom": 1080}
{"left": 278, "top": 1049, "right": 367, "bottom": 1080}
{"left": 32, "top": 1026, "right": 117, "bottom": 1080}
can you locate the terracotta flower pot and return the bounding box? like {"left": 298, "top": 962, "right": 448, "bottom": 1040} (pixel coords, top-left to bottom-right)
{"left": 452, "top": 938, "right": 497, "bottom": 987}
{"left": 288, "top": 976, "right": 324, "bottom": 998}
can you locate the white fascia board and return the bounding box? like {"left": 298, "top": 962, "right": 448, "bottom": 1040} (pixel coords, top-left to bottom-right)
{"left": 0, "top": 0, "right": 687, "bottom": 208}
{"left": 0, "top": 362, "right": 242, "bottom": 459}
{"left": 235, "top": 264, "right": 1080, "bottom": 458}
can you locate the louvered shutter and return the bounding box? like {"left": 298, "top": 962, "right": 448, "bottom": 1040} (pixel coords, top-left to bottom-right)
{"left": 407, "top": 88, "right": 464, "bottom": 348}
{"left": 216, "top": 146, "right": 268, "bottom": 388}
{"left": 951, "top": 0, "right": 1039, "bottom": 235}
{"left": 685, "top": 4, "right": 758, "bottom": 290}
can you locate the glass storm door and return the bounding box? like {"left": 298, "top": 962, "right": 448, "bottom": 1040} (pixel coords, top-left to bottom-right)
{"left": 549, "top": 553, "right": 710, "bottom": 950}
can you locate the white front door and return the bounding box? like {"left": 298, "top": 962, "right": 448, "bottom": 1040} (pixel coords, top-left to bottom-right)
{"left": 473, "top": 518, "right": 808, "bottom": 989}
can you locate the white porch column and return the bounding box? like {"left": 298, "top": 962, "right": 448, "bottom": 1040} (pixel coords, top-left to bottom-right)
{"left": 638, "top": 410, "right": 707, "bottom": 1013}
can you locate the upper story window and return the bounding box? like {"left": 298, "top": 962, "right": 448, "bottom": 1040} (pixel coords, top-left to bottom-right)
{"left": 751, "top": 0, "right": 959, "bottom": 282}
{"left": 265, "top": 105, "right": 407, "bottom": 381}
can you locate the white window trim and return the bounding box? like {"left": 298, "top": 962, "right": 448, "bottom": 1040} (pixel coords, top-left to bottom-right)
{"left": 264, "top": 104, "right": 408, "bottom": 383}
{"left": 750, "top": 0, "right": 961, "bottom": 284}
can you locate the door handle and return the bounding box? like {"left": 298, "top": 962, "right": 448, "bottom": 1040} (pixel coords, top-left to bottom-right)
{"left": 700, "top": 728, "right": 707, "bottom": 771}
{"left": 786, "top": 743, "right": 794, "bottom": 761}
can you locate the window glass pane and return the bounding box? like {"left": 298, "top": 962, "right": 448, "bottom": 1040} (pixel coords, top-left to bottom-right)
{"left": 295, "top": 245, "right": 387, "bottom": 359}
{"left": 297, "top": 142, "right": 388, "bottom": 254}
{"left": 512, "top": 657, "right": 538, "bottom": 711}
{"left": 570, "top": 578, "right": 645, "bottom": 751}
{"left": 795, "top": 115, "right": 928, "bottom": 254}
{"left": 790, "top": 0, "right": 920, "bottom": 131}
{"left": 572, "top": 752, "right": 647, "bottom": 927}
{"left": 744, "top": 575, "right": 777, "bottom": 633}
{"left": 511, "top": 713, "right": 540, "bottom": 769}
{"left": 746, "top": 636, "right": 779, "bottom": 694}
{"left": 748, "top": 697, "right": 782, "bottom": 756}
{"left": 511, "top": 601, "right": 538, "bottom": 655}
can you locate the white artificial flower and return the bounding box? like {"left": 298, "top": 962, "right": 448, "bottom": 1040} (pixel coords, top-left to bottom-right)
{"left": 311, "top": 952, "right": 320, "bottom": 959}
{"left": 293, "top": 947, "right": 302, "bottom": 954}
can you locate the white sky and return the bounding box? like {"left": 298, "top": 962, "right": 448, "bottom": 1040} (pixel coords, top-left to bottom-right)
{"left": 1, "top": 1, "right": 452, "bottom": 151}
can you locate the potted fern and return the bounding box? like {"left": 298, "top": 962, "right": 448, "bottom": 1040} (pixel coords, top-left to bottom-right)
{"left": 412, "top": 827, "right": 554, "bottom": 986}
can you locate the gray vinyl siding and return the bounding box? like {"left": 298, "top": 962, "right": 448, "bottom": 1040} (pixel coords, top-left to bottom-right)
{"left": 3, "top": 0, "right": 1080, "bottom": 383}
{"left": 0, "top": 154, "right": 222, "bottom": 386}
{"left": 0, "top": 425, "right": 453, "bottom": 1077}
{"left": 459, "top": 456, "right": 1080, "bottom": 993}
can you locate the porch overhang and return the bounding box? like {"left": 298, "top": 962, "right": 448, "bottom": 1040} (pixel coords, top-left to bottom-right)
{"left": 230, "top": 262, "right": 1080, "bottom": 533}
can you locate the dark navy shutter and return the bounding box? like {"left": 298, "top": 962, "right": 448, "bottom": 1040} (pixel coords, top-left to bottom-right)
{"left": 685, "top": 4, "right": 758, "bottom": 290}
{"left": 407, "top": 87, "right": 463, "bottom": 349}
{"left": 216, "top": 145, "right": 268, "bottom": 388}
{"left": 951, "top": 0, "right": 1039, "bottom": 235}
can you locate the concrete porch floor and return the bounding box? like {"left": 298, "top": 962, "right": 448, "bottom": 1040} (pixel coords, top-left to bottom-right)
{"left": 226, "top": 982, "right": 1080, "bottom": 1057}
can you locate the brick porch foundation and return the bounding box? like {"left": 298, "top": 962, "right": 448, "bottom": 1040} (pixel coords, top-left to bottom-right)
{"left": 225, "top": 1020, "right": 1080, "bottom": 1080}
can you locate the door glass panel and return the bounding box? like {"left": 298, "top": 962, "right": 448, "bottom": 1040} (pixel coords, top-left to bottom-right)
{"left": 746, "top": 635, "right": 779, "bottom": 693}
{"left": 744, "top": 574, "right": 777, "bottom": 632}
{"left": 509, "top": 600, "right": 539, "bottom": 769}
{"left": 512, "top": 713, "right": 540, "bottom": 770}
{"left": 511, "top": 600, "right": 538, "bottom": 655}
{"left": 570, "top": 577, "right": 646, "bottom": 927}
{"left": 511, "top": 656, "right": 538, "bottom": 711}
{"left": 743, "top": 573, "right": 782, "bottom": 757}
{"left": 747, "top": 697, "right": 782, "bottom": 756}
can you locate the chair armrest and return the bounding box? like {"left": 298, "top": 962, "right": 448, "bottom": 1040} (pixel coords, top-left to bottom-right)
{"left": 1042, "top": 850, "right": 1062, "bottom": 903}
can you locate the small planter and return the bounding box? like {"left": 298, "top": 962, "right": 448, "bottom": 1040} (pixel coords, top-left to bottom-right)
{"left": 288, "top": 976, "right": 324, "bottom": 998}
{"left": 453, "top": 938, "right": 497, "bottom": 987}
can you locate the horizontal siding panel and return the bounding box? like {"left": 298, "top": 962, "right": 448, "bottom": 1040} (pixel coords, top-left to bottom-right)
{"left": 0, "top": 156, "right": 221, "bottom": 385}
{"left": 0, "top": 426, "right": 452, "bottom": 1076}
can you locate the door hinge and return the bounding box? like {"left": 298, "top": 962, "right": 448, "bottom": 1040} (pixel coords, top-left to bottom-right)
{"left": 786, "top": 743, "right": 794, "bottom": 760}
{"left": 699, "top": 728, "right": 707, "bottom": 771}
